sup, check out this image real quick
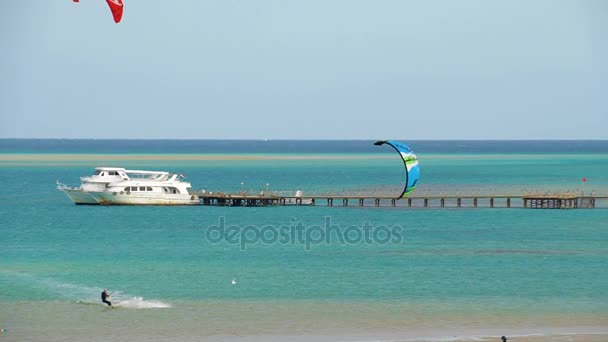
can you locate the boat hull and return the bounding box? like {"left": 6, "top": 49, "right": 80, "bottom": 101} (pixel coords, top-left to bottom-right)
{"left": 92, "top": 192, "right": 199, "bottom": 206}
{"left": 59, "top": 188, "right": 100, "bottom": 205}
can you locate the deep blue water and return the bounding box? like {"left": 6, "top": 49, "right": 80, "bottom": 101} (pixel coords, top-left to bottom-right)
{"left": 2, "top": 139, "right": 608, "bottom": 154}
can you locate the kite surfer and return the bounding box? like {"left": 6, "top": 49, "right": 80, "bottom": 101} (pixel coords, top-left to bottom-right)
{"left": 101, "top": 289, "right": 113, "bottom": 307}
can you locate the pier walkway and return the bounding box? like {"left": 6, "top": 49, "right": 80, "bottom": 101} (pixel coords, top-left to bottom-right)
{"left": 197, "top": 192, "right": 607, "bottom": 209}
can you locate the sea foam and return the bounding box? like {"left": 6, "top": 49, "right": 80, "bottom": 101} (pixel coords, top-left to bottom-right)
{"left": 114, "top": 296, "right": 172, "bottom": 309}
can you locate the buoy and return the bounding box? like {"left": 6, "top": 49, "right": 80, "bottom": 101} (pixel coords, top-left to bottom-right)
{"left": 231, "top": 278, "right": 237, "bottom": 285}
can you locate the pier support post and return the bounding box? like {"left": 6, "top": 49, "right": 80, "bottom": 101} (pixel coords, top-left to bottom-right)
{"left": 311, "top": 198, "right": 315, "bottom": 206}
{"left": 328, "top": 198, "right": 333, "bottom": 206}
{"left": 490, "top": 198, "right": 494, "bottom": 208}
{"left": 424, "top": 198, "right": 428, "bottom": 207}
{"left": 391, "top": 198, "right": 396, "bottom": 207}
{"left": 359, "top": 198, "right": 364, "bottom": 206}
{"left": 375, "top": 198, "right": 380, "bottom": 207}
{"left": 473, "top": 198, "right": 478, "bottom": 207}
{"left": 507, "top": 197, "right": 511, "bottom": 208}
{"left": 441, "top": 198, "right": 445, "bottom": 207}
{"left": 343, "top": 198, "right": 348, "bottom": 206}
{"left": 296, "top": 198, "right": 302, "bottom": 206}
{"left": 408, "top": 198, "right": 412, "bottom": 207}
{"left": 457, "top": 198, "right": 461, "bottom": 208}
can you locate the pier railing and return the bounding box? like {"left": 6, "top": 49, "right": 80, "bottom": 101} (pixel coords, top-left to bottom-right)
{"left": 196, "top": 191, "right": 607, "bottom": 209}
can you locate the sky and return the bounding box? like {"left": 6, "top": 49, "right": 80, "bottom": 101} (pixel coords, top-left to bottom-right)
{"left": 0, "top": 0, "right": 606, "bottom": 139}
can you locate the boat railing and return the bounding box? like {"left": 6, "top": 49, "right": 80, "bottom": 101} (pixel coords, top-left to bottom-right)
{"left": 56, "top": 180, "right": 79, "bottom": 191}
{"left": 57, "top": 180, "right": 68, "bottom": 190}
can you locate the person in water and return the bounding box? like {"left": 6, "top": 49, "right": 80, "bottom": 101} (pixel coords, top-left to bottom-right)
{"left": 101, "top": 289, "right": 113, "bottom": 307}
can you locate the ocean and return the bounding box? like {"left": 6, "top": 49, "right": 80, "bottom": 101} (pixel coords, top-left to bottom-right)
{"left": 1, "top": 140, "right": 607, "bottom": 341}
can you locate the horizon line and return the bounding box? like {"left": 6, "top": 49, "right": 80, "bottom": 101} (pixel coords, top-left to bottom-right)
{"left": 2, "top": 138, "right": 608, "bottom": 142}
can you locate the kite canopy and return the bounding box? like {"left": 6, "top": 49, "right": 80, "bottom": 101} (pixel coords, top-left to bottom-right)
{"left": 73, "top": 0, "right": 124, "bottom": 24}
{"left": 374, "top": 140, "right": 420, "bottom": 198}
{"left": 105, "top": 0, "right": 124, "bottom": 23}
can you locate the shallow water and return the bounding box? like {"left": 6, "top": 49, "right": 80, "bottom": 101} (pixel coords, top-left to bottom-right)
{"left": 1, "top": 140, "right": 607, "bottom": 340}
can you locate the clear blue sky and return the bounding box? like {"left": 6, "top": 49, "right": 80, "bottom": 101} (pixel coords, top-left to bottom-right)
{"left": 1, "top": 0, "right": 606, "bottom": 139}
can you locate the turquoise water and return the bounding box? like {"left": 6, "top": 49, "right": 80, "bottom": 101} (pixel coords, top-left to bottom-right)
{"left": 1, "top": 141, "right": 608, "bottom": 341}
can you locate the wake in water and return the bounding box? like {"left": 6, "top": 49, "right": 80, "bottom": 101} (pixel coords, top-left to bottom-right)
{"left": 112, "top": 296, "right": 171, "bottom": 309}
{"left": 4, "top": 271, "right": 171, "bottom": 309}
{"left": 76, "top": 295, "right": 172, "bottom": 309}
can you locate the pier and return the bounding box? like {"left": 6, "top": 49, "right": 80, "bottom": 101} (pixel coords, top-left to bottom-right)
{"left": 197, "top": 192, "right": 606, "bottom": 209}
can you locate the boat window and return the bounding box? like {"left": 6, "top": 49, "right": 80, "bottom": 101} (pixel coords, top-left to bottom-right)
{"left": 94, "top": 170, "right": 101, "bottom": 175}
{"left": 100, "top": 172, "right": 105, "bottom": 176}
{"left": 139, "top": 186, "right": 146, "bottom": 191}
{"left": 131, "top": 186, "right": 138, "bottom": 192}
{"left": 146, "top": 187, "right": 153, "bottom": 191}
{"left": 124, "top": 187, "right": 129, "bottom": 191}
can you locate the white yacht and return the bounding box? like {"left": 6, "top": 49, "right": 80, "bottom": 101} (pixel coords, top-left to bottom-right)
{"left": 91, "top": 172, "right": 199, "bottom": 205}
{"left": 57, "top": 167, "right": 129, "bottom": 204}
{"left": 58, "top": 167, "right": 199, "bottom": 205}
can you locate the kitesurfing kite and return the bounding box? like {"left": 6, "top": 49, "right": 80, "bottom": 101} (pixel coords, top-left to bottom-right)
{"left": 374, "top": 140, "right": 420, "bottom": 198}
{"left": 73, "top": 0, "right": 124, "bottom": 24}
